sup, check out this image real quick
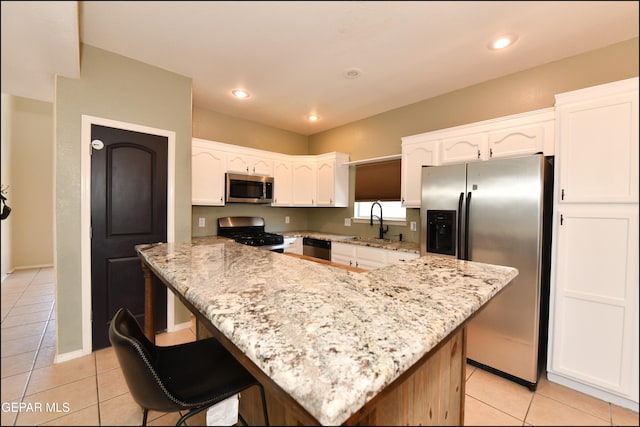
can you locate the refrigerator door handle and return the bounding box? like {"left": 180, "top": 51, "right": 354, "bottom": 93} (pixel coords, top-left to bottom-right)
{"left": 464, "top": 191, "right": 472, "bottom": 260}
{"left": 457, "top": 192, "right": 464, "bottom": 259}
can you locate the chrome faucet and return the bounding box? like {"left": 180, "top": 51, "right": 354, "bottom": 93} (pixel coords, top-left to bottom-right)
{"left": 370, "top": 201, "right": 389, "bottom": 239}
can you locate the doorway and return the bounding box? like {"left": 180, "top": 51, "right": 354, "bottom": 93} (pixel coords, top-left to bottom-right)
{"left": 85, "top": 120, "right": 174, "bottom": 351}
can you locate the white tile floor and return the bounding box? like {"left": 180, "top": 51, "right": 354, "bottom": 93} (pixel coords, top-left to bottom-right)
{"left": 2, "top": 267, "right": 639, "bottom": 426}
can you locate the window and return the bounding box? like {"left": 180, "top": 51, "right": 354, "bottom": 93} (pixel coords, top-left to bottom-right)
{"left": 354, "top": 201, "right": 406, "bottom": 221}
{"left": 353, "top": 159, "right": 405, "bottom": 221}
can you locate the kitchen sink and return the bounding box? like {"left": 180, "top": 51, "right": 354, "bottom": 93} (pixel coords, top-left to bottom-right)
{"left": 346, "top": 236, "right": 394, "bottom": 244}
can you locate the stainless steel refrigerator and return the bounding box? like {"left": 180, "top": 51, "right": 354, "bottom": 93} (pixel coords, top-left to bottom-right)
{"left": 420, "top": 154, "right": 553, "bottom": 390}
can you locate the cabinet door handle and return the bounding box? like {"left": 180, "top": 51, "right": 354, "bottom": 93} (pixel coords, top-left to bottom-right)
{"left": 561, "top": 189, "right": 565, "bottom": 200}
{"left": 477, "top": 149, "right": 481, "bottom": 159}
{"left": 489, "top": 148, "right": 493, "bottom": 158}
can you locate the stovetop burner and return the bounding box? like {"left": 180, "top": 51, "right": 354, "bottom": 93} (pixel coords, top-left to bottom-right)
{"left": 228, "top": 231, "right": 284, "bottom": 246}
{"left": 217, "top": 216, "right": 284, "bottom": 249}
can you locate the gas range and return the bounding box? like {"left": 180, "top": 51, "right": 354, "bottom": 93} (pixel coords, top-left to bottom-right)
{"left": 217, "top": 216, "right": 285, "bottom": 252}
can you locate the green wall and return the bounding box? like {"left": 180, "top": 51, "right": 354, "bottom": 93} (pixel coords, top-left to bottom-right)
{"left": 55, "top": 44, "right": 193, "bottom": 354}
{"left": 305, "top": 37, "right": 639, "bottom": 240}
{"left": 193, "top": 107, "right": 308, "bottom": 154}
{"left": 308, "top": 38, "right": 639, "bottom": 159}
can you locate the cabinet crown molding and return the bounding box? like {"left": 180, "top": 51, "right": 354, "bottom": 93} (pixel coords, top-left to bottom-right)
{"left": 554, "top": 77, "right": 638, "bottom": 105}
{"left": 401, "top": 107, "right": 555, "bottom": 144}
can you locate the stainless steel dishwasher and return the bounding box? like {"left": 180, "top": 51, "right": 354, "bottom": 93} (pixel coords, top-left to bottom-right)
{"left": 302, "top": 237, "right": 331, "bottom": 260}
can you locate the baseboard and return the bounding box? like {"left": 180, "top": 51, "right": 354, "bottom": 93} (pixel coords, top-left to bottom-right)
{"left": 54, "top": 348, "right": 90, "bottom": 364}
{"left": 13, "top": 263, "right": 54, "bottom": 271}
{"left": 547, "top": 372, "right": 639, "bottom": 412}
{"left": 168, "top": 319, "right": 193, "bottom": 332}
{"left": 1, "top": 269, "right": 15, "bottom": 283}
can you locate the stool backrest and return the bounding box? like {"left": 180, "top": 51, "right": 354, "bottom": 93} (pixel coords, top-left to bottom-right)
{"left": 109, "top": 308, "right": 183, "bottom": 412}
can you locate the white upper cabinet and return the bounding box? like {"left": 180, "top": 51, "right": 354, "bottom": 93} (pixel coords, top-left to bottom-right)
{"left": 191, "top": 139, "right": 349, "bottom": 207}
{"left": 401, "top": 108, "right": 555, "bottom": 207}
{"left": 192, "top": 138, "right": 226, "bottom": 206}
{"left": 440, "top": 133, "right": 488, "bottom": 164}
{"left": 272, "top": 156, "right": 293, "bottom": 206}
{"left": 400, "top": 138, "right": 440, "bottom": 208}
{"left": 316, "top": 153, "right": 349, "bottom": 207}
{"left": 226, "top": 151, "right": 273, "bottom": 176}
{"left": 438, "top": 109, "right": 554, "bottom": 164}
{"left": 488, "top": 123, "right": 545, "bottom": 159}
{"left": 292, "top": 157, "right": 317, "bottom": 206}
{"left": 555, "top": 79, "right": 639, "bottom": 204}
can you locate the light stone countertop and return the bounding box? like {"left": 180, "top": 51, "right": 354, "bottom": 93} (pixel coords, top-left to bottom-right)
{"left": 282, "top": 230, "right": 420, "bottom": 253}
{"left": 137, "top": 236, "right": 517, "bottom": 425}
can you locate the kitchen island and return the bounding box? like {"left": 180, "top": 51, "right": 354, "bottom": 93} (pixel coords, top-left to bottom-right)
{"left": 136, "top": 236, "right": 518, "bottom": 426}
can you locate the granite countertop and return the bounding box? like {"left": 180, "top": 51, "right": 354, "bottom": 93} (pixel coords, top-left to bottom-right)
{"left": 137, "top": 236, "right": 517, "bottom": 425}
{"left": 282, "top": 230, "right": 420, "bottom": 253}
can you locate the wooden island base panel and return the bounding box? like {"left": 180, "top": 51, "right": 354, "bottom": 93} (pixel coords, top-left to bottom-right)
{"left": 209, "top": 324, "right": 467, "bottom": 426}
{"left": 138, "top": 237, "right": 517, "bottom": 426}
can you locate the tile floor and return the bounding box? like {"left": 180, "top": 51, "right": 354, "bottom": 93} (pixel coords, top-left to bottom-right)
{"left": 2, "top": 267, "right": 639, "bottom": 426}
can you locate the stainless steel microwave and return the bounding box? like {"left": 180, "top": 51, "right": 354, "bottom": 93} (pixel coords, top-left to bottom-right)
{"left": 225, "top": 173, "right": 274, "bottom": 204}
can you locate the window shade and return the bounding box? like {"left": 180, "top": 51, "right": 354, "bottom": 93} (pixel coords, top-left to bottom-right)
{"left": 355, "top": 159, "right": 401, "bottom": 201}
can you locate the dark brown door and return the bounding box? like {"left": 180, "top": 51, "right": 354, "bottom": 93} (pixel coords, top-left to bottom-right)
{"left": 91, "top": 124, "right": 168, "bottom": 350}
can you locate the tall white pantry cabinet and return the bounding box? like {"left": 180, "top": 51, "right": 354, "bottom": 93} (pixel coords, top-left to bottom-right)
{"left": 548, "top": 77, "right": 639, "bottom": 411}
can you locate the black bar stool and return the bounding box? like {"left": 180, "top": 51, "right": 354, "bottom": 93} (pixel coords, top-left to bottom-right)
{"left": 109, "top": 307, "right": 269, "bottom": 426}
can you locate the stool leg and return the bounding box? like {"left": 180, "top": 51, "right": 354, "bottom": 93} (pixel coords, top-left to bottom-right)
{"left": 142, "top": 408, "right": 149, "bottom": 427}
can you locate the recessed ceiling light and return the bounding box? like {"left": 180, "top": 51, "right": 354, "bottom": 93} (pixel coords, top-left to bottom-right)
{"left": 343, "top": 68, "right": 362, "bottom": 79}
{"left": 308, "top": 114, "right": 319, "bottom": 122}
{"left": 232, "top": 89, "right": 250, "bottom": 99}
{"left": 489, "top": 35, "right": 517, "bottom": 50}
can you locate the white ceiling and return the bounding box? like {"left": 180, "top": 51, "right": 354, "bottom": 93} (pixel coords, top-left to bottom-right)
{"left": 2, "top": 1, "right": 638, "bottom": 135}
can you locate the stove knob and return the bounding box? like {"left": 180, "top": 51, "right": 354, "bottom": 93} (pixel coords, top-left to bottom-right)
{"left": 259, "top": 238, "right": 265, "bottom": 245}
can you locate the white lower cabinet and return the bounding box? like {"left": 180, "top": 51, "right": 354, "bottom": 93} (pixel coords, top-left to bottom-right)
{"left": 331, "top": 242, "right": 419, "bottom": 271}
{"left": 386, "top": 250, "right": 420, "bottom": 265}
{"left": 548, "top": 206, "right": 639, "bottom": 407}
{"left": 283, "top": 237, "right": 302, "bottom": 255}
{"left": 331, "top": 242, "right": 358, "bottom": 268}
{"left": 353, "top": 246, "right": 389, "bottom": 270}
